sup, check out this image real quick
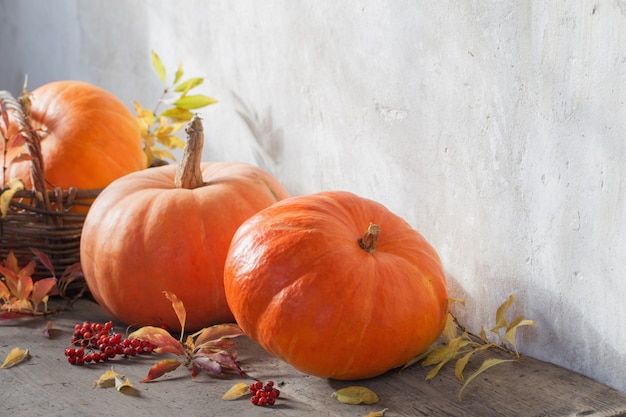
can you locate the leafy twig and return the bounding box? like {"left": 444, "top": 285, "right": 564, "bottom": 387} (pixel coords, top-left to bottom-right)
{"left": 0, "top": 249, "right": 86, "bottom": 318}
{"left": 134, "top": 50, "right": 217, "bottom": 166}
{"left": 128, "top": 291, "right": 245, "bottom": 382}
{"left": 403, "top": 294, "right": 537, "bottom": 400}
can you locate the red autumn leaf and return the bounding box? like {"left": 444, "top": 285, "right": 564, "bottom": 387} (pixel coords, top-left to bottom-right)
{"left": 31, "top": 278, "right": 56, "bottom": 308}
{"left": 192, "top": 356, "right": 225, "bottom": 376}
{"left": 141, "top": 358, "right": 182, "bottom": 382}
{"left": 4, "top": 251, "right": 19, "bottom": 274}
{"left": 0, "top": 311, "right": 30, "bottom": 322}
{"left": 0, "top": 279, "right": 10, "bottom": 300}
{"left": 196, "top": 350, "right": 243, "bottom": 376}
{"left": 193, "top": 323, "right": 244, "bottom": 349}
{"left": 30, "top": 248, "right": 56, "bottom": 277}
{"left": 0, "top": 263, "right": 20, "bottom": 295}
{"left": 163, "top": 291, "right": 186, "bottom": 334}
{"left": 128, "top": 326, "right": 185, "bottom": 356}
{"left": 17, "top": 260, "right": 36, "bottom": 279}
{"left": 191, "top": 363, "right": 202, "bottom": 380}
{"left": 42, "top": 321, "right": 55, "bottom": 338}
{"left": 15, "top": 276, "right": 33, "bottom": 300}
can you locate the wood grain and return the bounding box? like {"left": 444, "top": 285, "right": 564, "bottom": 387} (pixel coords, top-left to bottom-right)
{"left": 1, "top": 300, "right": 625, "bottom": 416}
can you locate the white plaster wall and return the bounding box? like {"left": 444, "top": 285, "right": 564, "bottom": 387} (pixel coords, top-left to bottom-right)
{"left": 1, "top": 0, "right": 625, "bottom": 393}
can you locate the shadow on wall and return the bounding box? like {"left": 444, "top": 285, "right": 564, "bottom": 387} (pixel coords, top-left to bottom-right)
{"left": 232, "top": 92, "right": 284, "bottom": 175}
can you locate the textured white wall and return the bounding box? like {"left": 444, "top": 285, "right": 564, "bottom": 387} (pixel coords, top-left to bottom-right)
{"left": 1, "top": 0, "right": 625, "bottom": 393}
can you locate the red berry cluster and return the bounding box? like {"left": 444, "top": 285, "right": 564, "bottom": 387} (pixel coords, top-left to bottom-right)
{"left": 64, "top": 320, "right": 156, "bottom": 365}
{"left": 249, "top": 380, "right": 280, "bottom": 406}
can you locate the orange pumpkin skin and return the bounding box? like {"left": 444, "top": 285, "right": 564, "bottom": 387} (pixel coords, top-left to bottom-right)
{"left": 224, "top": 191, "right": 448, "bottom": 380}
{"left": 80, "top": 162, "right": 289, "bottom": 332}
{"left": 5, "top": 80, "right": 145, "bottom": 189}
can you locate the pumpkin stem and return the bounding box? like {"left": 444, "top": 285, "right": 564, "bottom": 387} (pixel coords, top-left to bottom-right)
{"left": 358, "top": 223, "right": 380, "bottom": 253}
{"left": 175, "top": 115, "right": 205, "bottom": 189}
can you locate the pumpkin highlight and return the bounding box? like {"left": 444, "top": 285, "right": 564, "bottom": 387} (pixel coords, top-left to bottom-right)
{"left": 224, "top": 191, "right": 448, "bottom": 380}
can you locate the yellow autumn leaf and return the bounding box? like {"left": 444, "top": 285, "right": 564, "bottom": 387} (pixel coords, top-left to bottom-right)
{"left": 221, "top": 382, "right": 250, "bottom": 400}
{"left": 173, "top": 62, "right": 184, "bottom": 85}
{"left": 151, "top": 147, "right": 177, "bottom": 162}
{"left": 504, "top": 317, "right": 538, "bottom": 351}
{"left": 151, "top": 50, "right": 167, "bottom": 84}
{"left": 363, "top": 408, "right": 389, "bottom": 417}
{"left": 114, "top": 374, "right": 135, "bottom": 394}
{"left": 94, "top": 368, "right": 124, "bottom": 388}
{"left": 1, "top": 178, "right": 24, "bottom": 217}
{"left": 160, "top": 107, "right": 194, "bottom": 122}
{"left": 458, "top": 358, "right": 516, "bottom": 400}
{"left": 331, "top": 386, "right": 379, "bottom": 405}
{"left": 448, "top": 297, "right": 465, "bottom": 306}
{"left": 133, "top": 100, "right": 155, "bottom": 127}
{"left": 174, "top": 77, "right": 204, "bottom": 93}
{"left": 454, "top": 349, "right": 476, "bottom": 381}
{"left": 173, "top": 94, "right": 217, "bottom": 110}
{"left": 442, "top": 313, "right": 458, "bottom": 341}
{"left": 1, "top": 347, "right": 29, "bottom": 368}
{"left": 491, "top": 294, "right": 515, "bottom": 333}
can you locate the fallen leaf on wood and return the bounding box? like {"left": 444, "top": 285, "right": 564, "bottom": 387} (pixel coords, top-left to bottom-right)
{"left": 363, "top": 408, "right": 389, "bottom": 417}
{"left": 331, "top": 386, "right": 379, "bottom": 405}
{"left": 1, "top": 347, "right": 29, "bottom": 368}
{"left": 94, "top": 368, "right": 124, "bottom": 388}
{"left": 221, "top": 382, "right": 250, "bottom": 400}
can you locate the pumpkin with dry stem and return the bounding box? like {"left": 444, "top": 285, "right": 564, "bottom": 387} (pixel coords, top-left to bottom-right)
{"left": 80, "top": 117, "right": 289, "bottom": 331}
{"left": 224, "top": 191, "right": 448, "bottom": 380}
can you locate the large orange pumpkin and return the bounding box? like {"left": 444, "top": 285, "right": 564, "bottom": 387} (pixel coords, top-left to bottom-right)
{"left": 80, "top": 117, "right": 289, "bottom": 331}
{"left": 4, "top": 80, "right": 146, "bottom": 189}
{"left": 224, "top": 191, "right": 448, "bottom": 380}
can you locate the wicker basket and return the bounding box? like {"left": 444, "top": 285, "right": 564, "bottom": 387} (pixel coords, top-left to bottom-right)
{"left": 0, "top": 90, "right": 103, "bottom": 280}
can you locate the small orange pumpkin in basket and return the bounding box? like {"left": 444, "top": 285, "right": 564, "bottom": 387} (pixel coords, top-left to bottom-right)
{"left": 4, "top": 80, "right": 146, "bottom": 190}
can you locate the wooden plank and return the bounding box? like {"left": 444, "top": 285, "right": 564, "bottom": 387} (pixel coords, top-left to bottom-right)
{"left": 1, "top": 299, "right": 625, "bottom": 416}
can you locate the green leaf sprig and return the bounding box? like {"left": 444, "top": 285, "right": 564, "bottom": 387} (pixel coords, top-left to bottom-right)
{"left": 134, "top": 50, "right": 217, "bottom": 166}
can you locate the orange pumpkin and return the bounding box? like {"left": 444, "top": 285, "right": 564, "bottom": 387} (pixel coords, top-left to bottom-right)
{"left": 80, "top": 117, "right": 289, "bottom": 331}
{"left": 4, "top": 80, "right": 146, "bottom": 189}
{"left": 224, "top": 191, "right": 448, "bottom": 380}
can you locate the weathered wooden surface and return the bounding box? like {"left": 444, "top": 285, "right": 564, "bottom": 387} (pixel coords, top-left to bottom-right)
{"left": 1, "top": 299, "right": 625, "bottom": 417}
